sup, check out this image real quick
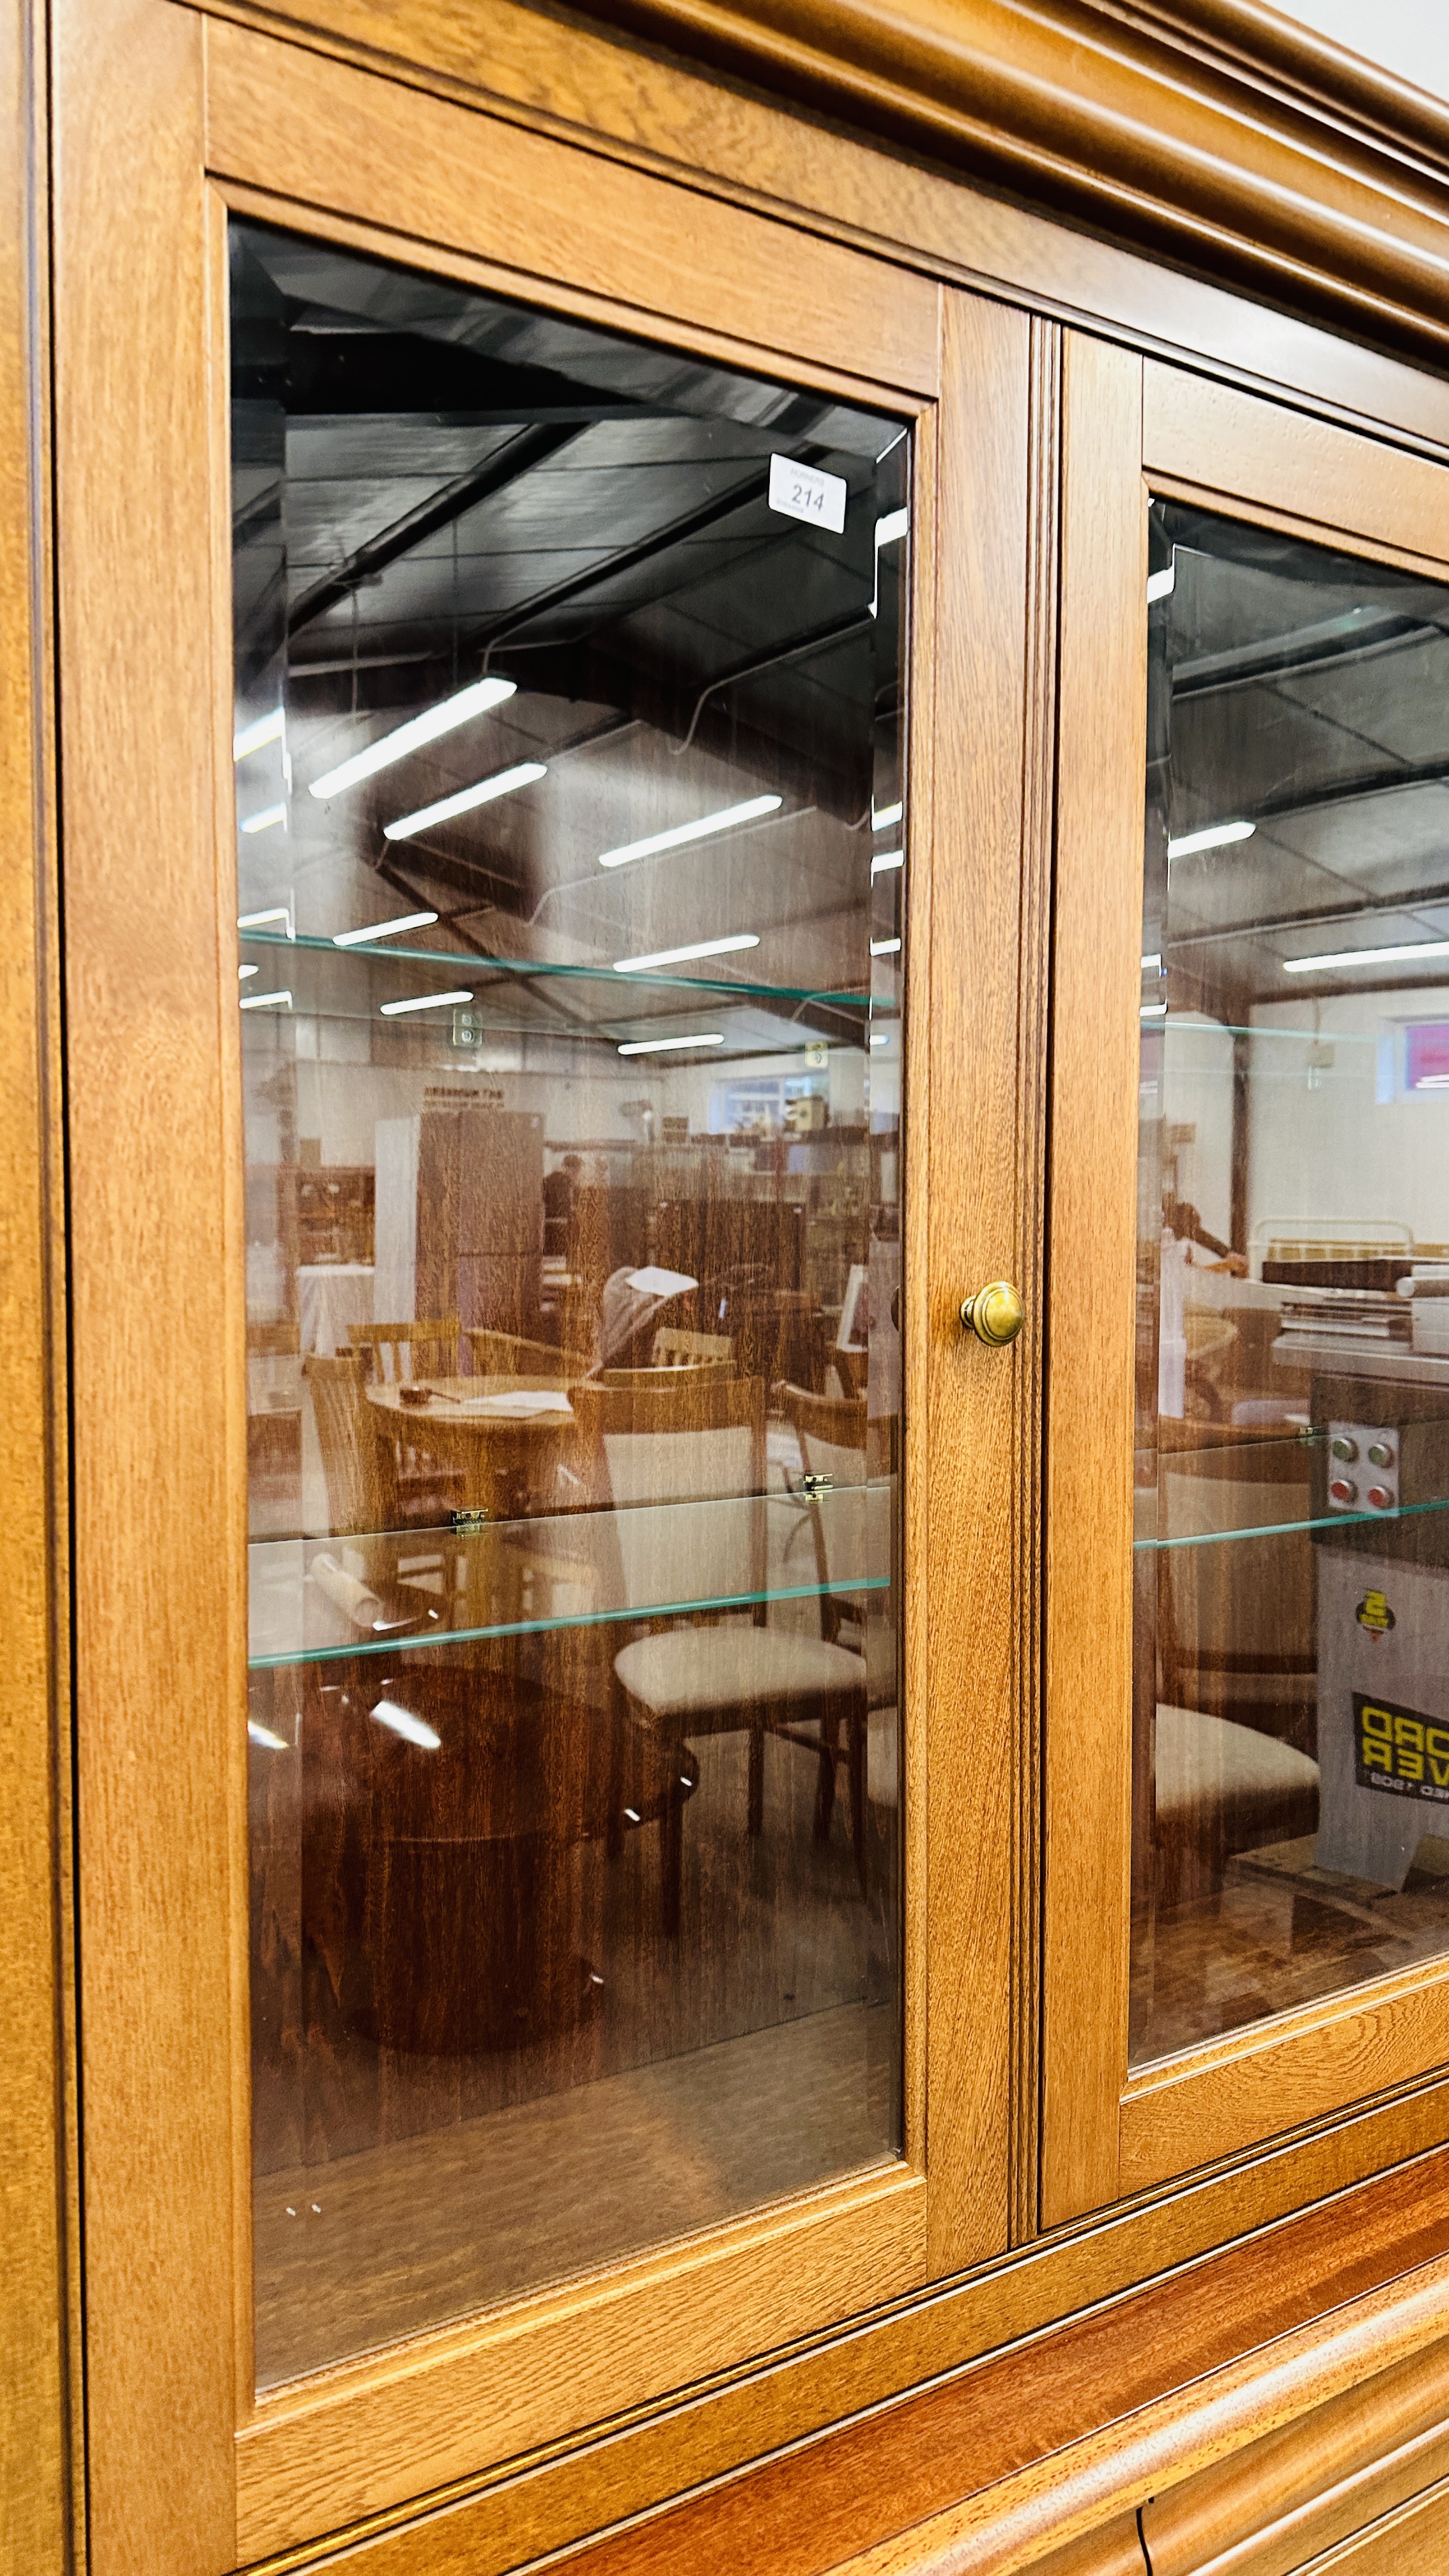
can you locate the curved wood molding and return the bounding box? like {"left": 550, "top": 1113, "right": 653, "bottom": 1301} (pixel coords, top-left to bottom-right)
{"left": 569, "top": 0, "right": 1449, "bottom": 355}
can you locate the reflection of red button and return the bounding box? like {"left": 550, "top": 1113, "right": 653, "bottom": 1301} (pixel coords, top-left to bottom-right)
{"left": 1367, "top": 1485, "right": 1394, "bottom": 1510}
{"left": 1330, "top": 1477, "right": 1358, "bottom": 1505}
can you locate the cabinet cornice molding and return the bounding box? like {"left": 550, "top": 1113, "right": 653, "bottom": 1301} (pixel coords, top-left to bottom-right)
{"left": 578, "top": 0, "right": 1449, "bottom": 348}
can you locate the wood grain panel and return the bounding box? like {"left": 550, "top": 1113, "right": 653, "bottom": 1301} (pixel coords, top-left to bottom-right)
{"left": 0, "top": 0, "right": 75, "bottom": 2567}
{"left": 187, "top": 0, "right": 1449, "bottom": 379}
{"left": 1039, "top": 333, "right": 1146, "bottom": 2227}
{"left": 1121, "top": 1958, "right": 1449, "bottom": 2195}
{"left": 236, "top": 2117, "right": 1449, "bottom": 2576}
{"left": 1299, "top": 2472, "right": 1449, "bottom": 2574}
{"left": 1143, "top": 2338, "right": 1449, "bottom": 2576}
{"left": 236, "top": 2172, "right": 925, "bottom": 2555}
{"left": 189, "top": 0, "right": 1449, "bottom": 461}
{"left": 808, "top": 2254, "right": 1449, "bottom": 2576}
{"left": 204, "top": 17, "right": 938, "bottom": 398}
{"left": 53, "top": 0, "right": 240, "bottom": 2567}
{"left": 920, "top": 286, "right": 1029, "bottom": 2278}
{"left": 1144, "top": 362, "right": 1449, "bottom": 567}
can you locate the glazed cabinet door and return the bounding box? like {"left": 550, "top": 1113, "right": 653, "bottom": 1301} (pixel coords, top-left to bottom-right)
{"left": 55, "top": 5, "right": 1035, "bottom": 2567}
{"left": 1044, "top": 338, "right": 1449, "bottom": 2221}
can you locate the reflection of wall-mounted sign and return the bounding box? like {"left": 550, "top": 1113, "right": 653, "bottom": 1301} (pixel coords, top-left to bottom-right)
{"left": 451, "top": 1005, "right": 485, "bottom": 1048}
{"left": 1354, "top": 1691, "right": 1449, "bottom": 1801}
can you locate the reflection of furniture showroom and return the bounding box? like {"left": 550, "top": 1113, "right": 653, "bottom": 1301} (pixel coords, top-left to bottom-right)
{"left": 31, "top": 7, "right": 1449, "bottom": 2576}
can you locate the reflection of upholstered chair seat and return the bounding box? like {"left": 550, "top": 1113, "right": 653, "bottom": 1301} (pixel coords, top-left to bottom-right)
{"left": 615, "top": 1625, "right": 864, "bottom": 1717}
{"left": 572, "top": 1370, "right": 868, "bottom": 1930}
{"left": 1154, "top": 1703, "right": 1319, "bottom": 1901}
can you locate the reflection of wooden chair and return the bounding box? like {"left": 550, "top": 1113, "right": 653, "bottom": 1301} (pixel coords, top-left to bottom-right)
{"left": 780, "top": 1385, "right": 875, "bottom": 1882}
{"left": 572, "top": 1370, "right": 867, "bottom": 1929}
{"left": 650, "top": 1326, "right": 732, "bottom": 1370}
{"left": 349, "top": 1319, "right": 459, "bottom": 1383}
{"left": 305, "top": 1354, "right": 397, "bottom": 1536}
{"left": 465, "top": 1328, "right": 592, "bottom": 1380}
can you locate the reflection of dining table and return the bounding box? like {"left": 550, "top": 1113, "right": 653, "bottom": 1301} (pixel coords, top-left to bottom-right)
{"left": 365, "top": 1375, "right": 578, "bottom": 1517}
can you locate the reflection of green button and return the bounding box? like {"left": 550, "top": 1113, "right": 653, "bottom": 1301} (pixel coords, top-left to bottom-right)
{"left": 1368, "top": 1442, "right": 1395, "bottom": 1469}
{"left": 1331, "top": 1436, "right": 1358, "bottom": 1462}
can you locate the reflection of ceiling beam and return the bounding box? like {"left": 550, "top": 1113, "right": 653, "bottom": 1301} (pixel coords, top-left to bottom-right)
{"left": 1172, "top": 606, "right": 1447, "bottom": 698}
{"left": 467, "top": 463, "right": 780, "bottom": 656}
{"left": 288, "top": 422, "right": 583, "bottom": 638}
{"left": 1204, "top": 751, "right": 1449, "bottom": 832}
{"left": 1169, "top": 873, "right": 1449, "bottom": 954}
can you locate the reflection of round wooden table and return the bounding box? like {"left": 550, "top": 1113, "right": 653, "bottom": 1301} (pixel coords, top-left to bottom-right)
{"left": 365, "top": 1374, "right": 576, "bottom": 1518}
{"left": 311, "top": 1654, "right": 695, "bottom": 2053}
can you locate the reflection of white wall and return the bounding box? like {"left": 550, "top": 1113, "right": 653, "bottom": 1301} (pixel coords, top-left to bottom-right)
{"left": 1271, "top": 1, "right": 1449, "bottom": 102}
{"left": 1248, "top": 986, "right": 1449, "bottom": 1250}
{"left": 1160, "top": 1014, "right": 1235, "bottom": 1247}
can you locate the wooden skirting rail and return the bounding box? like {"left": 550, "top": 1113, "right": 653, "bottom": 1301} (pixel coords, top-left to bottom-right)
{"left": 526, "top": 2153, "right": 1449, "bottom": 2576}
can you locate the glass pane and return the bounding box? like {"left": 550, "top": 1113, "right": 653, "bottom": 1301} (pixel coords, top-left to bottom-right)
{"left": 1131, "top": 498, "right": 1449, "bottom": 2066}
{"left": 233, "top": 220, "right": 908, "bottom": 2386}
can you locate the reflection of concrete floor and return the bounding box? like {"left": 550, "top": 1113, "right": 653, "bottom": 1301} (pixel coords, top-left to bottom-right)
{"left": 1130, "top": 1832, "right": 1449, "bottom": 2065}
{"left": 252, "top": 1722, "right": 898, "bottom": 2389}
{"left": 254, "top": 1998, "right": 893, "bottom": 2389}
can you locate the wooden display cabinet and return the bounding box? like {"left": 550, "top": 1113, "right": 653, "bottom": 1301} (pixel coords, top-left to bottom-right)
{"left": 15, "top": 3, "right": 1449, "bottom": 2574}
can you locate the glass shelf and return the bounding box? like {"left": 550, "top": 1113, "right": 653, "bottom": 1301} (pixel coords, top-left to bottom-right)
{"left": 248, "top": 1483, "right": 895, "bottom": 1670}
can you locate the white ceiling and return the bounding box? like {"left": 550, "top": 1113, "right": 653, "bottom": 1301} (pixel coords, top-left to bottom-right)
{"left": 1270, "top": 0, "right": 1449, "bottom": 104}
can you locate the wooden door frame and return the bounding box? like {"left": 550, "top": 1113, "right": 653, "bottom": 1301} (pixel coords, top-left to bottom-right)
{"left": 1042, "top": 342, "right": 1449, "bottom": 2227}
{"left": 54, "top": 4, "right": 1037, "bottom": 2565}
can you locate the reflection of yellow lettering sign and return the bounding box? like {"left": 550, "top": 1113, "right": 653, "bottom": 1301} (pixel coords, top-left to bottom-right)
{"left": 1356, "top": 1693, "right": 1449, "bottom": 1802}
{"left": 1356, "top": 1590, "right": 1395, "bottom": 1636}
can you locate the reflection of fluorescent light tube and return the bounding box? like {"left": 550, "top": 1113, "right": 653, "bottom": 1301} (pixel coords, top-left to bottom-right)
{"left": 871, "top": 849, "right": 903, "bottom": 878}
{"left": 1140, "top": 1001, "right": 1169, "bottom": 1018}
{"left": 617, "top": 1032, "right": 724, "bottom": 1055}
{"left": 239, "top": 964, "right": 258, "bottom": 981}
{"left": 238, "top": 907, "right": 291, "bottom": 931}
{"left": 371, "top": 1698, "right": 441, "bottom": 1751}
{"left": 247, "top": 1721, "right": 290, "bottom": 1751}
{"left": 870, "top": 936, "right": 901, "bottom": 956}
{"left": 871, "top": 801, "right": 903, "bottom": 831}
{"left": 1167, "top": 820, "right": 1254, "bottom": 857}
{"left": 241, "top": 802, "right": 287, "bottom": 836}
{"left": 309, "top": 677, "right": 516, "bottom": 799}
{"left": 240, "top": 988, "right": 292, "bottom": 1010}
{"left": 1142, "top": 952, "right": 1162, "bottom": 972}
{"left": 234, "top": 707, "right": 284, "bottom": 760}
{"left": 1146, "top": 564, "right": 1176, "bottom": 604}
{"left": 1416, "top": 1073, "right": 1449, "bottom": 1088}
{"left": 379, "top": 988, "right": 473, "bottom": 1016}
{"left": 875, "top": 509, "right": 908, "bottom": 551}
{"left": 613, "top": 933, "right": 759, "bottom": 973}
{"left": 1285, "top": 937, "right": 1449, "bottom": 974}
{"left": 333, "top": 910, "right": 438, "bottom": 946}
{"left": 870, "top": 1031, "right": 890, "bottom": 1049}
{"left": 599, "top": 794, "right": 781, "bottom": 869}
{"left": 384, "top": 761, "right": 546, "bottom": 841}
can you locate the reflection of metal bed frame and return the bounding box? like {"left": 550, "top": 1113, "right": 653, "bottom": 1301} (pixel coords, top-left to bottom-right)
{"left": 1249, "top": 1214, "right": 1411, "bottom": 1284}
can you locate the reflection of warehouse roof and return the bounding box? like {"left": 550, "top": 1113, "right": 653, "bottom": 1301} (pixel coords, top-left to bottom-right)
{"left": 1150, "top": 502, "right": 1449, "bottom": 1016}
{"left": 231, "top": 217, "right": 906, "bottom": 1065}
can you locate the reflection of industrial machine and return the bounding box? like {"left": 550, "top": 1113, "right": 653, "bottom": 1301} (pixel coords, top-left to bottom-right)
{"left": 1308, "top": 1367, "right": 1449, "bottom": 1887}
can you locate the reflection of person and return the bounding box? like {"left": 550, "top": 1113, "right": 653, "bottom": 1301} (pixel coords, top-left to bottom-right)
{"left": 542, "top": 1152, "right": 583, "bottom": 1255}
{"left": 1162, "top": 1192, "right": 1247, "bottom": 1277}
{"left": 542, "top": 1152, "right": 583, "bottom": 1227}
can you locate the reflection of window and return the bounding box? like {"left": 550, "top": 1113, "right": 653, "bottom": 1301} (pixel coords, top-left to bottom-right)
{"left": 1405, "top": 1021, "right": 1449, "bottom": 1094}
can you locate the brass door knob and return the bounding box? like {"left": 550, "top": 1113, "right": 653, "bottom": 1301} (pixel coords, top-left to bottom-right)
{"left": 960, "top": 1280, "right": 1025, "bottom": 1346}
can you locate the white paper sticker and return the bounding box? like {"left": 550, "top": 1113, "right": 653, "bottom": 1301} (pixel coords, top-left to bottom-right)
{"left": 769, "top": 453, "right": 847, "bottom": 534}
